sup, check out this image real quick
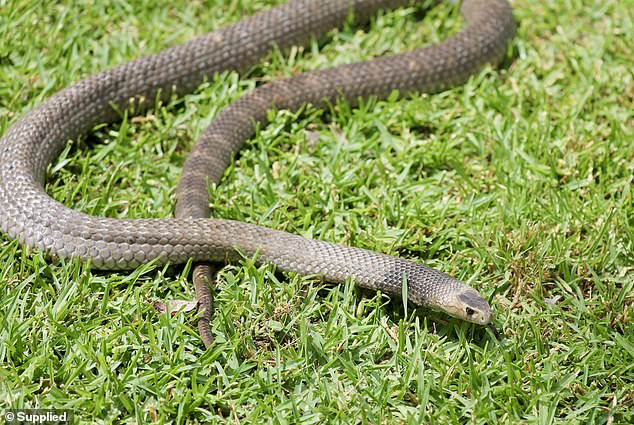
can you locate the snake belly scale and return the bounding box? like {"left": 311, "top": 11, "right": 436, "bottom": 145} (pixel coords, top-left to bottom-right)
{"left": 0, "top": 0, "right": 515, "bottom": 344}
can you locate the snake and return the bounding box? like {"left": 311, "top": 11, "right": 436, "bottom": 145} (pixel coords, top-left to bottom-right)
{"left": 0, "top": 0, "right": 515, "bottom": 346}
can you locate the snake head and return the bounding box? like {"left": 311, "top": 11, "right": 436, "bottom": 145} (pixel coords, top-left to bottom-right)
{"left": 437, "top": 287, "right": 494, "bottom": 325}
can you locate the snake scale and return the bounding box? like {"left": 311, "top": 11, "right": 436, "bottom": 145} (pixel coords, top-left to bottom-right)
{"left": 0, "top": 0, "right": 515, "bottom": 345}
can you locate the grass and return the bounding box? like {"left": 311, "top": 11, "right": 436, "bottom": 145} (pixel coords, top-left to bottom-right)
{"left": 0, "top": 0, "right": 632, "bottom": 423}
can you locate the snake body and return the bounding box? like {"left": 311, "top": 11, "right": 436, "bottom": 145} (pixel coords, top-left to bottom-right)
{"left": 0, "top": 0, "right": 514, "bottom": 332}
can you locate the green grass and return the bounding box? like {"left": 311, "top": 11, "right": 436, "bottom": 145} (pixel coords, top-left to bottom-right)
{"left": 0, "top": 0, "right": 633, "bottom": 423}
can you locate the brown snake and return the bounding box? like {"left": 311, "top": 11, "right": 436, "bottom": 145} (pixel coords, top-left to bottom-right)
{"left": 0, "top": 0, "right": 515, "bottom": 346}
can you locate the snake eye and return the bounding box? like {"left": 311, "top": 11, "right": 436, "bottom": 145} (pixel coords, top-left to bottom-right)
{"left": 465, "top": 307, "right": 475, "bottom": 317}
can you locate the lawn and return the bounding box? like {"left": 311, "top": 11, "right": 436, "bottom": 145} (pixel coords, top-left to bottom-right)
{"left": 0, "top": 0, "right": 632, "bottom": 423}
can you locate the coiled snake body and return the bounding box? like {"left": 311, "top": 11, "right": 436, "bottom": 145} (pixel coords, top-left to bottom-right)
{"left": 0, "top": 0, "right": 515, "bottom": 345}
